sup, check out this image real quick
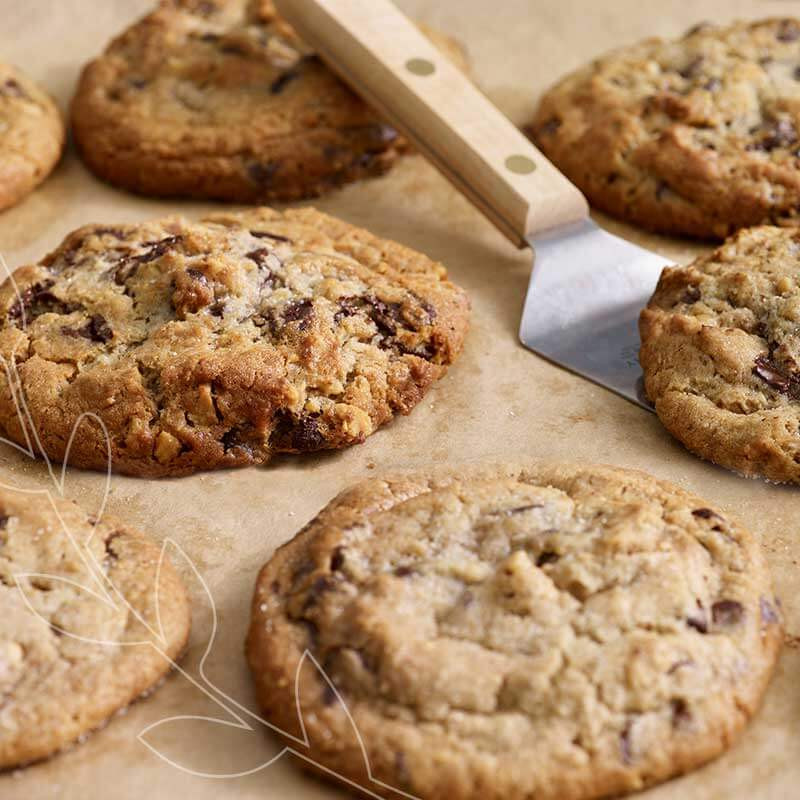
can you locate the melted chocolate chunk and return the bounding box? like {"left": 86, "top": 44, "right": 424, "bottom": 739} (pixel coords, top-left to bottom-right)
{"left": 692, "top": 507, "right": 721, "bottom": 520}
{"left": 247, "top": 161, "right": 280, "bottom": 186}
{"left": 283, "top": 299, "right": 314, "bottom": 329}
{"left": 760, "top": 596, "right": 779, "bottom": 625}
{"left": 753, "top": 354, "right": 796, "bottom": 395}
{"left": 0, "top": 514, "right": 9, "bottom": 529}
{"left": 671, "top": 698, "right": 692, "bottom": 729}
{"left": 330, "top": 547, "right": 346, "bottom": 572}
{"left": 7, "top": 282, "right": 79, "bottom": 323}
{"left": 250, "top": 230, "right": 290, "bottom": 243}
{"left": 536, "top": 551, "right": 559, "bottom": 566}
{"left": 270, "top": 68, "right": 301, "bottom": 94}
{"left": 749, "top": 119, "right": 798, "bottom": 151}
{"left": 334, "top": 295, "right": 362, "bottom": 324}
{"left": 711, "top": 599, "right": 745, "bottom": 626}
{"left": 136, "top": 235, "right": 182, "bottom": 263}
{"left": 366, "top": 297, "right": 403, "bottom": 337}
{"left": 394, "top": 565, "right": 416, "bottom": 577}
{"left": 221, "top": 426, "right": 252, "bottom": 454}
{"left": 64, "top": 314, "right": 113, "bottom": 343}
{"left": 269, "top": 409, "right": 325, "bottom": 451}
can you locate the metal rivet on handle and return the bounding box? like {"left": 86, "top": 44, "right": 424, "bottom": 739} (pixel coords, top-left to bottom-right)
{"left": 505, "top": 155, "right": 537, "bottom": 175}
{"left": 406, "top": 58, "right": 436, "bottom": 76}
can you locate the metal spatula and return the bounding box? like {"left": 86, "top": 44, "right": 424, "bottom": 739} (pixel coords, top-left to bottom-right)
{"left": 274, "top": 0, "right": 672, "bottom": 410}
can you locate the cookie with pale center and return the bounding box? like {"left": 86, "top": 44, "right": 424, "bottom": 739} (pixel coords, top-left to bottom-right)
{"left": 247, "top": 463, "right": 781, "bottom": 800}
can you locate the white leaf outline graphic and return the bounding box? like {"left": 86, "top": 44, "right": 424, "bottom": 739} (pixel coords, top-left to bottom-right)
{"left": 0, "top": 248, "right": 420, "bottom": 797}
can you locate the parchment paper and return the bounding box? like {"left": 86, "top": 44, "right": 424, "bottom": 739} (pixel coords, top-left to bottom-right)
{"left": 2, "top": 1, "right": 799, "bottom": 797}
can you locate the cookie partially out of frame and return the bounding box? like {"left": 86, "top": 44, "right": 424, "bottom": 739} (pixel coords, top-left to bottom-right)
{"left": 246, "top": 463, "right": 781, "bottom": 800}
{"left": 0, "top": 485, "right": 190, "bottom": 767}
{"left": 641, "top": 225, "right": 800, "bottom": 483}
{"left": 0, "top": 63, "right": 64, "bottom": 212}
{"left": 71, "top": 0, "right": 465, "bottom": 202}
{"left": 0, "top": 207, "right": 469, "bottom": 477}
{"left": 530, "top": 18, "right": 800, "bottom": 239}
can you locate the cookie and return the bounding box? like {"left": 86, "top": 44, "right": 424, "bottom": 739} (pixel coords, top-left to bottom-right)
{"left": 640, "top": 225, "right": 800, "bottom": 483}
{"left": 71, "top": 0, "right": 465, "bottom": 202}
{"left": 0, "top": 63, "right": 64, "bottom": 212}
{"left": 0, "top": 207, "right": 469, "bottom": 477}
{"left": 0, "top": 485, "right": 190, "bottom": 767}
{"left": 529, "top": 18, "right": 800, "bottom": 239}
{"left": 246, "top": 463, "right": 781, "bottom": 800}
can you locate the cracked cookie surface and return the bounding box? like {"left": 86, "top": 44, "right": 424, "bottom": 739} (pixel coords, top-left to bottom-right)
{"left": 641, "top": 225, "right": 800, "bottom": 483}
{"left": 246, "top": 462, "right": 781, "bottom": 800}
{"left": 0, "top": 62, "right": 64, "bottom": 211}
{"left": 0, "top": 207, "right": 469, "bottom": 477}
{"left": 71, "top": 0, "right": 465, "bottom": 202}
{"left": 0, "top": 485, "right": 190, "bottom": 767}
{"left": 529, "top": 18, "right": 800, "bottom": 238}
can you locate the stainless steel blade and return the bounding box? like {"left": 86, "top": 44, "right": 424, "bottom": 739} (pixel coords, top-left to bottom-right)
{"left": 519, "top": 218, "right": 673, "bottom": 410}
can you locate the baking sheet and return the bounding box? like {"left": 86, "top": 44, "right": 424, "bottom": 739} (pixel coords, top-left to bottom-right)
{"left": 2, "top": 0, "right": 800, "bottom": 797}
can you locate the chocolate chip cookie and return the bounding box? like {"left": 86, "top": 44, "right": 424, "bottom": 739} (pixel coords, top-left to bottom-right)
{"left": 0, "top": 207, "right": 469, "bottom": 477}
{"left": 71, "top": 0, "right": 465, "bottom": 202}
{"left": 640, "top": 225, "right": 800, "bottom": 483}
{"left": 529, "top": 18, "right": 800, "bottom": 239}
{"left": 0, "top": 63, "right": 64, "bottom": 212}
{"left": 0, "top": 485, "right": 190, "bottom": 767}
{"left": 246, "top": 463, "right": 781, "bottom": 800}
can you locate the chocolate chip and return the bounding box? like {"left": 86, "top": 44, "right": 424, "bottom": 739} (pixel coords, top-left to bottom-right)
{"left": 70, "top": 314, "right": 114, "bottom": 343}
{"left": 250, "top": 230, "right": 290, "bottom": 243}
{"left": 136, "top": 235, "right": 182, "bottom": 264}
{"left": 7, "top": 282, "right": 79, "bottom": 323}
{"left": 270, "top": 69, "right": 301, "bottom": 94}
{"left": 536, "top": 551, "right": 559, "bottom": 566}
{"left": 199, "top": 32, "right": 220, "bottom": 42}
{"left": 366, "top": 296, "right": 402, "bottom": 337}
{"left": 749, "top": 119, "right": 798, "bottom": 152}
{"left": 777, "top": 20, "right": 800, "bottom": 42}
{"left": 711, "top": 599, "right": 745, "bottom": 626}
{"left": 247, "top": 161, "right": 280, "bottom": 186}
{"left": 394, "top": 565, "right": 416, "bottom": 577}
{"left": 671, "top": 698, "right": 692, "bottom": 729}
{"left": 283, "top": 299, "right": 314, "bottom": 329}
{"left": 678, "top": 56, "right": 704, "bottom": 79}
{"left": 539, "top": 117, "right": 562, "bottom": 135}
{"left": 682, "top": 286, "right": 701, "bottom": 303}
{"left": 269, "top": 409, "right": 325, "bottom": 451}
{"left": 760, "top": 596, "right": 779, "bottom": 625}
{"left": 186, "top": 268, "right": 208, "bottom": 286}
{"left": 753, "top": 354, "right": 794, "bottom": 394}
{"left": 330, "top": 547, "right": 346, "bottom": 572}
{"left": 692, "top": 508, "right": 720, "bottom": 520}
{"left": 686, "top": 603, "right": 708, "bottom": 634}
{"left": 655, "top": 181, "right": 670, "bottom": 201}
{"left": 0, "top": 78, "right": 28, "bottom": 99}
{"left": 0, "top": 515, "right": 9, "bottom": 529}
{"left": 334, "top": 295, "right": 362, "bottom": 323}
{"left": 92, "top": 227, "right": 127, "bottom": 240}
{"left": 620, "top": 722, "right": 633, "bottom": 764}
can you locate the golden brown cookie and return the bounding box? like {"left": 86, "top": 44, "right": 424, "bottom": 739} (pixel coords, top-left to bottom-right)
{"left": 0, "top": 485, "right": 190, "bottom": 767}
{"left": 529, "top": 19, "right": 800, "bottom": 239}
{"left": 71, "top": 0, "right": 465, "bottom": 202}
{"left": 0, "top": 63, "right": 64, "bottom": 212}
{"left": 246, "top": 463, "right": 781, "bottom": 800}
{"left": 0, "top": 207, "right": 469, "bottom": 477}
{"left": 641, "top": 225, "right": 800, "bottom": 483}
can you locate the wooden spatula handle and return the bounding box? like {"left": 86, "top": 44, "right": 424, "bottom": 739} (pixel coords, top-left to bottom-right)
{"left": 273, "top": 0, "right": 588, "bottom": 246}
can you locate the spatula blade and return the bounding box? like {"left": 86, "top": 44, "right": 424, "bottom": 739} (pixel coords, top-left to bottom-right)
{"left": 519, "top": 219, "right": 672, "bottom": 410}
